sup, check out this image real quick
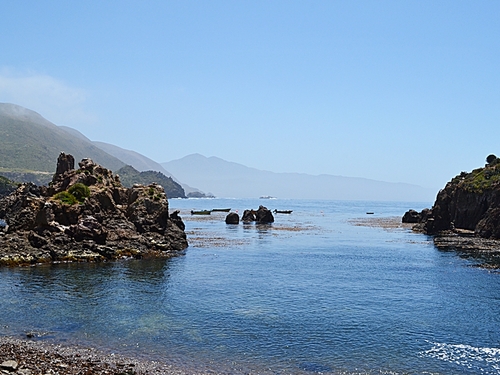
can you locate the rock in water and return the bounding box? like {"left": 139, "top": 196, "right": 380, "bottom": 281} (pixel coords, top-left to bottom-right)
{"left": 406, "top": 156, "right": 500, "bottom": 239}
{"left": 255, "top": 205, "right": 274, "bottom": 224}
{"left": 0, "top": 153, "right": 188, "bottom": 266}
{"left": 225, "top": 212, "right": 240, "bottom": 224}
{"left": 241, "top": 209, "right": 256, "bottom": 222}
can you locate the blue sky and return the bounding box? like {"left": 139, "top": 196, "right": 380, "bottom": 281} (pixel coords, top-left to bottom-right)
{"left": 1, "top": 1, "right": 498, "bottom": 190}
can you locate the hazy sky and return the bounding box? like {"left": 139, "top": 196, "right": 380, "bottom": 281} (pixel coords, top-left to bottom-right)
{"left": 1, "top": 1, "right": 498, "bottom": 190}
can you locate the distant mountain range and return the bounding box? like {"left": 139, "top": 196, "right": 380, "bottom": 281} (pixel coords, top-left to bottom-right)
{"left": 162, "top": 154, "right": 436, "bottom": 202}
{"left": 1, "top": 102, "right": 436, "bottom": 202}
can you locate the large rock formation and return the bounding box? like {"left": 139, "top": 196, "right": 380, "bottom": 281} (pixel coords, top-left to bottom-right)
{"left": 403, "top": 156, "right": 500, "bottom": 265}
{"left": 0, "top": 154, "right": 188, "bottom": 266}
{"left": 241, "top": 206, "right": 274, "bottom": 224}
{"left": 404, "top": 156, "right": 500, "bottom": 239}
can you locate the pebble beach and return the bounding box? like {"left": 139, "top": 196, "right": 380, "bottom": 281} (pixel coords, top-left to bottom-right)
{"left": 0, "top": 337, "right": 216, "bottom": 375}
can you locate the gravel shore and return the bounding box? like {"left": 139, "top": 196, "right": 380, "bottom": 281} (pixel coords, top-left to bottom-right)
{"left": 0, "top": 336, "right": 214, "bottom": 375}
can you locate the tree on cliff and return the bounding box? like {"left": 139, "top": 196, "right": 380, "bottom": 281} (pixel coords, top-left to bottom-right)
{"left": 486, "top": 154, "right": 498, "bottom": 165}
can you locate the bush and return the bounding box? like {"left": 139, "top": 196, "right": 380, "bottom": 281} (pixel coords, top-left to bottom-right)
{"left": 486, "top": 154, "right": 498, "bottom": 165}
{"left": 68, "top": 183, "right": 91, "bottom": 203}
{"left": 54, "top": 191, "right": 78, "bottom": 205}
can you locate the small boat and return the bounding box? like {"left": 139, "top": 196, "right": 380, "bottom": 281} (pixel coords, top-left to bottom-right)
{"left": 211, "top": 208, "right": 231, "bottom": 212}
{"left": 260, "top": 196, "right": 276, "bottom": 199}
{"left": 366, "top": 212, "right": 374, "bottom": 215}
{"left": 191, "top": 210, "right": 211, "bottom": 215}
{"left": 273, "top": 209, "right": 293, "bottom": 214}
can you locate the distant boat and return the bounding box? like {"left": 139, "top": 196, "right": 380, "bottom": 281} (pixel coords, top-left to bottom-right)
{"left": 260, "top": 196, "right": 276, "bottom": 199}
{"left": 212, "top": 208, "right": 231, "bottom": 212}
{"left": 366, "top": 212, "right": 374, "bottom": 215}
{"left": 191, "top": 210, "right": 211, "bottom": 215}
{"left": 273, "top": 209, "right": 293, "bottom": 214}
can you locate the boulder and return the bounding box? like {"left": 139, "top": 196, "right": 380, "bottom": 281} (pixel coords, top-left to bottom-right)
{"left": 241, "top": 209, "right": 256, "bottom": 222}
{"left": 255, "top": 205, "right": 274, "bottom": 224}
{"left": 402, "top": 209, "right": 421, "bottom": 223}
{"left": 225, "top": 212, "right": 239, "bottom": 224}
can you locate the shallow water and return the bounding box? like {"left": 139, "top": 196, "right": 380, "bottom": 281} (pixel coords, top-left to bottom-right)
{"left": 2, "top": 199, "right": 500, "bottom": 374}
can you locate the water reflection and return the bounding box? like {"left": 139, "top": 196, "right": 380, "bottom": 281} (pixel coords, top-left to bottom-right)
{"left": 1, "top": 258, "right": 176, "bottom": 343}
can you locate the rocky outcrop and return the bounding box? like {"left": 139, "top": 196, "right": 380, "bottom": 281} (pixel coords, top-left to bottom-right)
{"left": 241, "top": 206, "right": 274, "bottom": 224}
{"left": 0, "top": 154, "right": 188, "bottom": 266}
{"left": 241, "top": 209, "right": 256, "bottom": 223}
{"left": 225, "top": 212, "right": 240, "bottom": 224}
{"left": 403, "top": 156, "right": 500, "bottom": 265}
{"left": 404, "top": 156, "right": 500, "bottom": 239}
{"left": 255, "top": 205, "right": 274, "bottom": 223}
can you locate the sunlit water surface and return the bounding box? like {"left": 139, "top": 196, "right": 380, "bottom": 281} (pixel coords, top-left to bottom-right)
{"left": 1, "top": 199, "right": 500, "bottom": 374}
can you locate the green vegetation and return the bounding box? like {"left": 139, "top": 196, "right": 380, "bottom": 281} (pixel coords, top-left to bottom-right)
{"left": 54, "top": 191, "right": 79, "bottom": 205}
{"left": 486, "top": 154, "right": 498, "bottom": 165}
{"left": 455, "top": 155, "right": 500, "bottom": 193}
{"left": 0, "top": 175, "right": 18, "bottom": 197}
{"left": 53, "top": 183, "right": 90, "bottom": 205}
{"left": 116, "top": 165, "right": 186, "bottom": 198}
{"left": 68, "top": 183, "right": 91, "bottom": 203}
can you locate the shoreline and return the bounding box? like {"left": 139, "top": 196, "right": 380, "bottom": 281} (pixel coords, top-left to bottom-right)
{"left": 352, "top": 215, "right": 500, "bottom": 269}
{"left": 0, "top": 336, "right": 220, "bottom": 375}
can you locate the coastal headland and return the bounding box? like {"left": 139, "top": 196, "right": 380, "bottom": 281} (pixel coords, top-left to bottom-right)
{"left": 0, "top": 153, "right": 188, "bottom": 267}
{"left": 403, "top": 154, "right": 500, "bottom": 267}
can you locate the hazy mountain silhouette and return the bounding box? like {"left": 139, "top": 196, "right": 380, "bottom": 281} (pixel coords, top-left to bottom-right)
{"left": 162, "top": 153, "right": 435, "bottom": 202}
{"left": 92, "top": 141, "right": 200, "bottom": 194}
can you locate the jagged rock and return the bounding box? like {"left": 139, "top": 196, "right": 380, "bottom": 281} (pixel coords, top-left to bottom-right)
{"left": 255, "top": 205, "right": 274, "bottom": 224}
{"left": 170, "top": 210, "right": 185, "bottom": 231}
{"left": 404, "top": 156, "right": 500, "bottom": 239}
{"left": 55, "top": 152, "right": 74, "bottom": 175}
{"left": 402, "top": 209, "right": 421, "bottom": 223}
{"left": 0, "top": 153, "right": 188, "bottom": 266}
{"left": 241, "top": 209, "right": 256, "bottom": 222}
{"left": 225, "top": 212, "right": 239, "bottom": 224}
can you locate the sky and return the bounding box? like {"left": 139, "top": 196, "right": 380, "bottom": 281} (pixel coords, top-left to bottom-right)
{"left": 0, "top": 1, "right": 498, "bottom": 191}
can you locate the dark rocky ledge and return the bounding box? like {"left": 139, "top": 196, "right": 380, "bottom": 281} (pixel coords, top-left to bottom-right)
{"left": 0, "top": 153, "right": 188, "bottom": 267}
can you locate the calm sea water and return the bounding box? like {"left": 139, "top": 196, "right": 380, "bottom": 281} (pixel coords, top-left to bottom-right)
{"left": 1, "top": 199, "right": 500, "bottom": 374}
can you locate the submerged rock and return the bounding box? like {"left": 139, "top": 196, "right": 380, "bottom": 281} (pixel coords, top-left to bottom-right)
{"left": 0, "top": 153, "right": 188, "bottom": 266}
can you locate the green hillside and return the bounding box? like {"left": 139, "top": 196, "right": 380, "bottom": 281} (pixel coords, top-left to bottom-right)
{"left": 0, "top": 175, "right": 17, "bottom": 197}
{"left": 0, "top": 103, "right": 125, "bottom": 176}
{"left": 116, "top": 165, "right": 186, "bottom": 198}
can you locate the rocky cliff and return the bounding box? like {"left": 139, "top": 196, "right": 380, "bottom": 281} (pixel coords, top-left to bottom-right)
{"left": 0, "top": 153, "right": 188, "bottom": 266}
{"left": 405, "top": 155, "right": 500, "bottom": 238}
{"left": 403, "top": 155, "right": 500, "bottom": 265}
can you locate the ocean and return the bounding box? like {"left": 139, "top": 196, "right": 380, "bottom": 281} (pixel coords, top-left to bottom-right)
{"left": 1, "top": 198, "right": 500, "bottom": 374}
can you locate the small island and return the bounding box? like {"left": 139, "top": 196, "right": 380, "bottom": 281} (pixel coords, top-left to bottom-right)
{"left": 0, "top": 153, "right": 188, "bottom": 266}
